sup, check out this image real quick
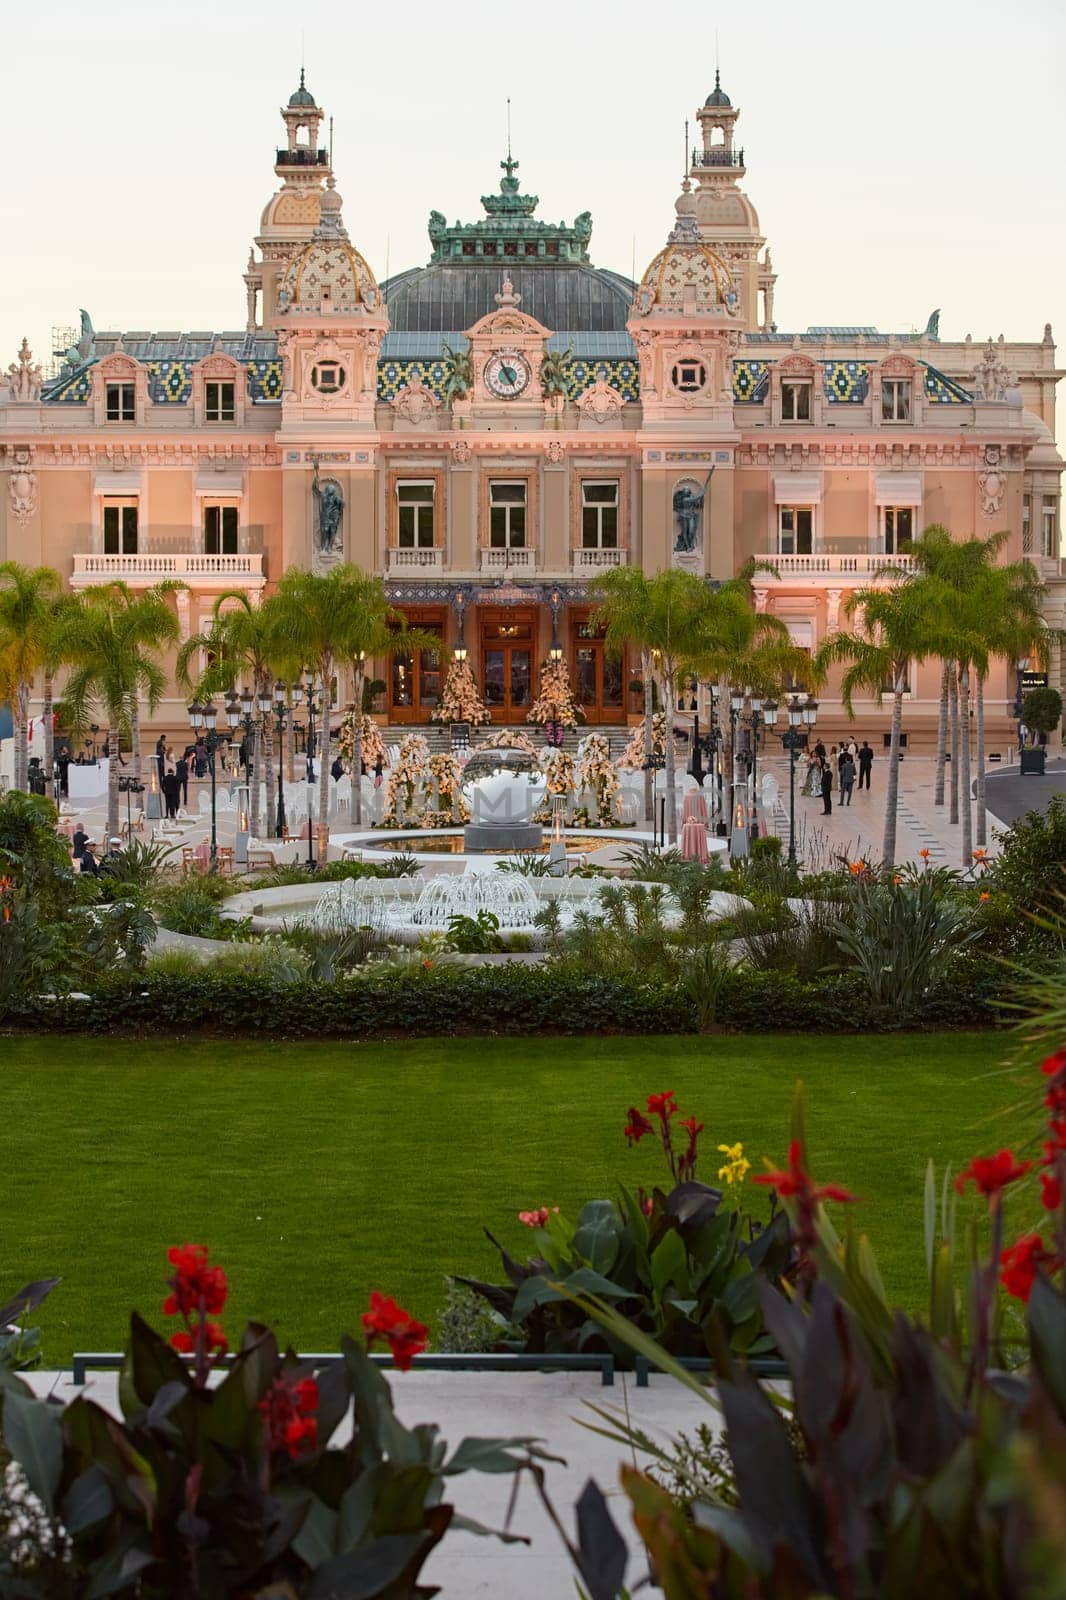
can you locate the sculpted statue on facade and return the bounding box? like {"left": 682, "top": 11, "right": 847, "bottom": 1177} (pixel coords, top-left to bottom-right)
{"left": 441, "top": 342, "right": 473, "bottom": 403}
{"left": 978, "top": 444, "right": 1005, "bottom": 517}
{"left": 575, "top": 372, "right": 625, "bottom": 424}
{"left": 673, "top": 468, "right": 714, "bottom": 554}
{"left": 7, "top": 448, "right": 37, "bottom": 525}
{"left": 311, "top": 456, "right": 344, "bottom": 557}
{"left": 972, "top": 338, "right": 1015, "bottom": 402}
{"left": 6, "top": 339, "right": 42, "bottom": 402}
{"left": 539, "top": 344, "right": 572, "bottom": 401}
{"left": 392, "top": 373, "right": 440, "bottom": 425}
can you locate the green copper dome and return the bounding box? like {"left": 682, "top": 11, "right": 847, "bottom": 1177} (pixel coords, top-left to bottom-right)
{"left": 705, "top": 70, "right": 731, "bottom": 107}
{"left": 288, "top": 68, "right": 316, "bottom": 107}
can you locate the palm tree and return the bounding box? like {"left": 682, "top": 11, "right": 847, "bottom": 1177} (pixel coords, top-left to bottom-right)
{"left": 0, "top": 563, "right": 64, "bottom": 791}
{"left": 105, "top": 582, "right": 182, "bottom": 788}
{"left": 269, "top": 566, "right": 371, "bottom": 860}
{"left": 590, "top": 566, "right": 661, "bottom": 826}
{"left": 178, "top": 593, "right": 283, "bottom": 839}
{"left": 58, "top": 585, "right": 172, "bottom": 841}
{"left": 816, "top": 580, "right": 942, "bottom": 867}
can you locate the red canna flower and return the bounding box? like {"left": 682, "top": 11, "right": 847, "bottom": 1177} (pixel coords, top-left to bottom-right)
{"left": 624, "top": 1107, "right": 655, "bottom": 1145}
{"left": 752, "top": 1140, "right": 856, "bottom": 1206}
{"left": 362, "top": 1291, "right": 429, "bottom": 1371}
{"left": 164, "top": 1244, "right": 228, "bottom": 1317}
{"left": 979, "top": 892, "right": 990, "bottom": 903}
{"left": 260, "top": 1373, "right": 319, "bottom": 1460}
{"left": 646, "top": 1091, "right": 678, "bottom": 1122}
{"left": 1039, "top": 1170, "right": 1062, "bottom": 1212}
{"left": 1040, "top": 1050, "right": 1066, "bottom": 1078}
{"left": 170, "top": 1330, "right": 193, "bottom": 1354}
{"left": 1000, "top": 1233, "right": 1059, "bottom": 1302}
{"left": 955, "top": 1150, "right": 1033, "bottom": 1202}
{"left": 678, "top": 1116, "right": 704, "bottom": 1183}
{"left": 518, "top": 1206, "right": 559, "bottom": 1228}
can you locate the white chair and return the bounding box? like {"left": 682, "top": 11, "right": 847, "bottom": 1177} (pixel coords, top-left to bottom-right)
{"left": 613, "top": 789, "right": 641, "bottom": 824}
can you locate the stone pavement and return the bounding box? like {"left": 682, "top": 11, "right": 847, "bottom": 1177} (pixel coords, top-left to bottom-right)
{"left": 23, "top": 1366, "right": 745, "bottom": 1598}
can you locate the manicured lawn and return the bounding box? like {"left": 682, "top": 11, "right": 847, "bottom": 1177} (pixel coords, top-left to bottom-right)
{"left": 0, "top": 1032, "right": 1025, "bottom": 1365}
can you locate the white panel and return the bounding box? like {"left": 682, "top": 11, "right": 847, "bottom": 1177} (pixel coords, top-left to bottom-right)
{"left": 773, "top": 473, "right": 822, "bottom": 504}
{"left": 195, "top": 471, "right": 244, "bottom": 495}
{"left": 874, "top": 472, "right": 922, "bottom": 506}
{"left": 93, "top": 471, "right": 143, "bottom": 496}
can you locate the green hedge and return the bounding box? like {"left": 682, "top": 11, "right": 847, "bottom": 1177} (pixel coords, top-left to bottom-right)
{"left": 3, "top": 960, "right": 1006, "bottom": 1038}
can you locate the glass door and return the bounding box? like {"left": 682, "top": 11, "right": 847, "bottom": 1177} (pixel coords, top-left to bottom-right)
{"left": 389, "top": 608, "right": 445, "bottom": 723}
{"left": 572, "top": 613, "right": 626, "bottom": 724}
{"left": 480, "top": 609, "right": 536, "bottom": 721}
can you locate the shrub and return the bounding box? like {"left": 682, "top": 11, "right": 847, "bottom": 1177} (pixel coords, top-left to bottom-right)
{"left": 990, "top": 794, "right": 1066, "bottom": 911}
{"left": 434, "top": 1280, "right": 501, "bottom": 1354}
{"left": 152, "top": 882, "right": 228, "bottom": 938}
{"left": 207, "top": 938, "right": 310, "bottom": 983}
{"left": 443, "top": 911, "right": 505, "bottom": 953}
{"left": 832, "top": 877, "right": 979, "bottom": 1012}
{"left": 144, "top": 945, "right": 206, "bottom": 978}
{"left": 96, "top": 837, "right": 179, "bottom": 898}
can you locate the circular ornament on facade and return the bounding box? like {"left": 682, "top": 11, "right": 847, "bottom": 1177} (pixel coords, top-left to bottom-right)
{"left": 311, "top": 361, "right": 347, "bottom": 395}
{"left": 485, "top": 351, "right": 531, "bottom": 399}
{"left": 671, "top": 358, "right": 707, "bottom": 394}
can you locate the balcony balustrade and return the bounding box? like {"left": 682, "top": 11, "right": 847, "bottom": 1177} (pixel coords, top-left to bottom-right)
{"left": 387, "top": 546, "right": 444, "bottom": 575}
{"left": 573, "top": 547, "right": 627, "bottom": 571}
{"left": 480, "top": 547, "right": 536, "bottom": 573}
{"left": 71, "top": 552, "right": 265, "bottom": 589}
{"left": 764, "top": 552, "right": 916, "bottom": 579}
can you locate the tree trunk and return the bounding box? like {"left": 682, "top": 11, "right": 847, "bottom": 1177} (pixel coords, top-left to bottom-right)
{"left": 130, "top": 697, "right": 142, "bottom": 787}
{"left": 42, "top": 672, "right": 55, "bottom": 800}
{"left": 317, "top": 662, "right": 332, "bottom": 863}
{"left": 975, "top": 671, "right": 987, "bottom": 849}
{"left": 285, "top": 704, "right": 295, "bottom": 785}
{"left": 262, "top": 712, "right": 276, "bottom": 844}
{"left": 350, "top": 664, "right": 365, "bottom": 828}
{"left": 959, "top": 662, "right": 973, "bottom": 868}
{"left": 948, "top": 666, "right": 959, "bottom": 826}
{"left": 641, "top": 648, "right": 654, "bottom": 826}
{"left": 934, "top": 661, "right": 949, "bottom": 807}
{"left": 14, "top": 682, "right": 29, "bottom": 791}
{"left": 662, "top": 657, "right": 678, "bottom": 845}
{"left": 106, "top": 723, "right": 121, "bottom": 842}
{"left": 881, "top": 674, "right": 905, "bottom": 868}
{"left": 247, "top": 727, "right": 260, "bottom": 841}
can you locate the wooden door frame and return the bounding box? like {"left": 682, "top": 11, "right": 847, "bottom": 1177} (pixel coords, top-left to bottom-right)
{"left": 569, "top": 608, "right": 627, "bottom": 724}
{"left": 478, "top": 605, "right": 540, "bottom": 723}
{"left": 388, "top": 605, "right": 448, "bottom": 724}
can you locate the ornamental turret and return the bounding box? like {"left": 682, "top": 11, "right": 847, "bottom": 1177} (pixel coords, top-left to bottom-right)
{"left": 245, "top": 72, "right": 334, "bottom": 329}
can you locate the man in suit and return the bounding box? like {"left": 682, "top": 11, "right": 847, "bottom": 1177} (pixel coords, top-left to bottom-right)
{"left": 858, "top": 742, "right": 874, "bottom": 791}
{"left": 175, "top": 752, "right": 190, "bottom": 809}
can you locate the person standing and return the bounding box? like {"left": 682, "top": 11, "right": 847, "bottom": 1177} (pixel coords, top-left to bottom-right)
{"left": 79, "top": 840, "right": 100, "bottom": 875}
{"left": 161, "top": 767, "right": 181, "bottom": 820}
{"left": 71, "top": 823, "right": 88, "bottom": 862}
{"left": 175, "top": 752, "right": 190, "bottom": 809}
{"left": 155, "top": 733, "right": 168, "bottom": 776}
{"left": 839, "top": 751, "right": 856, "bottom": 806}
{"left": 858, "top": 741, "right": 874, "bottom": 791}
{"left": 820, "top": 759, "right": 834, "bottom": 816}
{"left": 56, "top": 742, "right": 71, "bottom": 798}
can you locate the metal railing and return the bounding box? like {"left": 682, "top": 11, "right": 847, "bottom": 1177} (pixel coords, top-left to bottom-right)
{"left": 691, "top": 147, "right": 744, "bottom": 169}
{"left": 276, "top": 147, "right": 328, "bottom": 167}
{"left": 72, "top": 1349, "right": 615, "bottom": 1386}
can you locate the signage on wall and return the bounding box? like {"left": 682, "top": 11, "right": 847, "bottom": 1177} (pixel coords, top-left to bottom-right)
{"left": 1021, "top": 671, "right": 1049, "bottom": 692}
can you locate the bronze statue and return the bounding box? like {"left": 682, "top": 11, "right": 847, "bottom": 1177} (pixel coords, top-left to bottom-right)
{"left": 673, "top": 468, "right": 714, "bottom": 554}
{"left": 540, "top": 344, "right": 573, "bottom": 401}
{"left": 441, "top": 341, "right": 473, "bottom": 404}
{"left": 311, "top": 456, "right": 344, "bottom": 553}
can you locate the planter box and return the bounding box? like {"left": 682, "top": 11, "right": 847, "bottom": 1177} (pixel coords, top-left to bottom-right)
{"left": 1020, "top": 748, "right": 1047, "bottom": 775}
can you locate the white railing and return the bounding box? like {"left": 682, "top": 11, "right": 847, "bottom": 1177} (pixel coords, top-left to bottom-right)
{"left": 387, "top": 547, "right": 444, "bottom": 574}
{"left": 573, "top": 548, "right": 627, "bottom": 570}
{"left": 764, "top": 552, "right": 916, "bottom": 578}
{"left": 72, "top": 552, "right": 264, "bottom": 585}
{"left": 479, "top": 548, "right": 536, "bottom": 572}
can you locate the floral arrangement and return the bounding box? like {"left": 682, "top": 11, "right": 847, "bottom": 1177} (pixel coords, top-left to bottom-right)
{"left": 336, "top": 709, "right": 387, "bottom": 770}
{"left": 431, "top": 658, "right": 490, "bottom": 726}
{"left": 618, "top": 710, "right": 671, "bottom": 770}
{"left": 426, "top": 750, "right": 469, "bottom": 825}
{"left": 478, "top": 728, "right": 541, "bottom": 758}
{"left": 527, "top": 656, "right": 584, "bottom": 730}
{"left": 0, "top": 1244, "right": 553, "bottom": 1594}
{"left": 534, "top": 746, "right": 575, "bottom": 823}
{"left": 577, "top": 731, "right": 619, "bottom": 822}
{"left": 381, "top": 732, "right": 431, "bottom": 824}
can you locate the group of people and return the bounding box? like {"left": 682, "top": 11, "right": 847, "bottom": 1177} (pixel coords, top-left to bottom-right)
{"left": 155, "top": 733, "right": 219, "bottom": 819}
{"left": 70, "top": 826, "right": 123, "bottom": 876}
{"left": 804, "top": 739, "right": 874, "bottom": 815}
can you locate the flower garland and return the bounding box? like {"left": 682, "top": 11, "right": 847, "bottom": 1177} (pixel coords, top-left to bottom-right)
{"left": 337, "top": 710, "right": 387, "bottom": 770}
{"left": 425, "top": 751, "right": 469, "bottom": 825}
{"left": 534, "top": 746, "right": 574, "bottom": 823}
{"left": 618, "top": 711, "right": 671, "bottom": 771}
{"left": 478, "top": 728, "right": 541, "bottom": 758}
{"left": 577, "top": 732, "right": 619, "bottom": 822}
{"left": 431, "top": 660, "right": 491, "bottom": 726}
{"left": 381, "top": 733, "right": 431, "bottom": 825}
{"left": 527, "top": 657, "right": 584, "bottom": 730}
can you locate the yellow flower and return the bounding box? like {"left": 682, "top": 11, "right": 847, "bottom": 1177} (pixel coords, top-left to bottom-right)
{"left": 717, "top": 1142, "right": 751, "bottom": 1187}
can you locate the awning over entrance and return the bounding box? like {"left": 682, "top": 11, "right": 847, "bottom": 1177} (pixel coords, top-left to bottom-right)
{"left": 874, "top": 472, "right": 923, "bottom": 506}
{"left": 773, "top": 473, "right": 822, "bottom": 504}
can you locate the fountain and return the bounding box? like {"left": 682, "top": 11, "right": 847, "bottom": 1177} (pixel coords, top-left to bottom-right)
{"left": 462, "top": 748, "right": 545, "bottom": 853}
{"left": 407, "top": 873, "right": 541, "bottom": 929}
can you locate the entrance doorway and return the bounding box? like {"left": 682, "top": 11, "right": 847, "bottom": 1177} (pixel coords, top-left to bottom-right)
{"left": 480, "top": 608, "right": 537, "bottom": 721}
{"left": 571, "top": 611, "right": 626, "bottom": 724}
{"left": 389, "top": 606, "right": 445, "bottom": 723}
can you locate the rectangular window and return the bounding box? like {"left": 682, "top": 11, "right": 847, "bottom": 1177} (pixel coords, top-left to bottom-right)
{"left": 581, "top": 481, "right": 619, "bottom": 548}
{"left": 103, "top": 503, "right": 138, "bottom": 554}
{"left": 489, "top": 480, "right": 527, "bottom": 548}
{"left": 1043, "top": 496, "right": 1059, "bottom": 559}
{"left": 205, "top": 381, "right": 235, "bottom": 422}
{"left": 882, "top": 505, "right": 913, "bottom": 555}
{"left": 105, "top": 382, "right": 135, "bottom": 422}
{"left": 204, "top": 505, "right": 238, "bottom": 554}
{"left": 781, "top": 381, "right": 811, "bottom": 422}
{"left": 1023, "top": 494, "right": 1033, "bottom": 554}
{"left": 778, "top": 505, "right": 813, "bottom": 555}
{"left": 882, "top": 378, "right": 912, "bottom": 422}
{"left": 396, "top": 481, "right": 435, "bottom": 548}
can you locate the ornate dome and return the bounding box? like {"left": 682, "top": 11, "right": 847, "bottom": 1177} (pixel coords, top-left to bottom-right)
{"left": 705, "top": 70, "right": 731, "bottom": 107}
{"left": 288, "top": 68, "right": 316, "bottom": 107}
{"left": 280, "top": 185, "right": 379, "bottom": 312}
{"left": 692, "top": 186, "right": 760, "bottom": 230}
{"left": 637, "top": 239, "right": 732, "bottom": 310}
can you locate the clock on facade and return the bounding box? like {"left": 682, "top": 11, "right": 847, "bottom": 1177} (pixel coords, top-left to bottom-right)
{"left": 484, "top": 351, "right": 531, "bottom": 399}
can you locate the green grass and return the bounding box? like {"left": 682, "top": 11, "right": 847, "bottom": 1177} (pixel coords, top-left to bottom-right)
{"left": 0, "top": 1032, "right": 1028, "bottom": 1366}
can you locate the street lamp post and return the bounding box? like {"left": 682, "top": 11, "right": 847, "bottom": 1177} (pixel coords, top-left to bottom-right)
{"left": 189, "top": 700, "right": 233, "bottom": 872}
{"left": 117, "top": 774, "right": 145, "bottom": 841}
{"left": 302, "top": 672, "right": 322, "bottom": 869}
{"left": 1014, "top": 655, "right": 1031, "bottom": 746}
{"left": 273, "top": 681, "right": 288, "bottom": 838}
{"left": 764, "top": 693, "right": 818, "bottom": 871}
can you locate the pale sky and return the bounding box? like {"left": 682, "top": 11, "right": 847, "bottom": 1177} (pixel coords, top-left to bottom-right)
{"left": 4, "top": 0, "right": 1064, "bottom": 413}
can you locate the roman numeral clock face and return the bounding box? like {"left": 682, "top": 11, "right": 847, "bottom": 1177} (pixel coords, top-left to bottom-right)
{"left": 484, "top": 351, "right": 531, "bottom": 399}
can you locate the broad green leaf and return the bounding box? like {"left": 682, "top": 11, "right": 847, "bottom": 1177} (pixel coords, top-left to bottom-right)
{"left": 1029, "top": 1274, "right": 1066, "bottom": 1420}
{"left": 561, "top": 1289, "right": 716, "bottom": 1405}
{"left": 85, "top": 1532, "right": 155, "bottom": 1599}
{"left": 2, "top": 1388, "right": 62, "bottom": 1514}
{"left": 288, "top": 1490, "right": 338, "bottom": 1566}
{"left": 650, "top": 1226, "right": 688, "bottom": 1299}
{"left": 574, "top": 1201, "right": 622, "bottom": 1278}
{"left": 444, "top": 1435, "right": 563, "bottom": 1475}
{"left": 924, "top": 1159, "right": 936, "bottom": 1279}
{"left": 303, "top": 1533, "right": 430, "bottom": 1599}
{"left": 512, "top": 1267, "right": 634, "bottom": 1323}
{"left": 63, "top": 1465, "right": 114, "bottom": 1537}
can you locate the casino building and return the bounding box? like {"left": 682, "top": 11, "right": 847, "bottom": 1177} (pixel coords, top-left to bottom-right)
{"left": 1, "top": 72, "right": 1062, "bottom": 745}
